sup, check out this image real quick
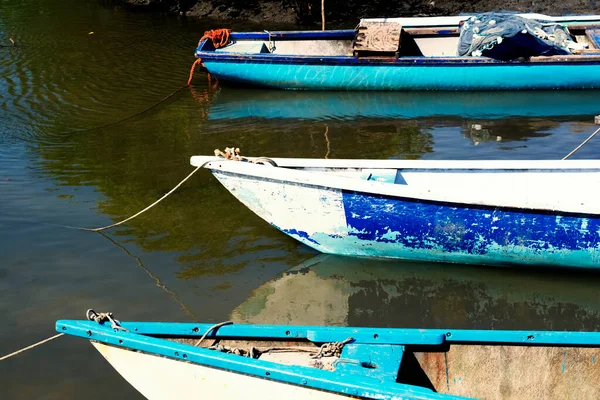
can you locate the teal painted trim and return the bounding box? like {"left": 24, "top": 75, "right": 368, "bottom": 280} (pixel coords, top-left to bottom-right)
{"left": 59, "top": 320, "right": 600, "bottom": 346}
{"left": 56, "top": 320, "right": 459, "bottom": 400}
{"left": 203, "top": 60, "right": 600, "bottom": 90}
{"left": 337, "top": 344, "right": 405, "bottom": 382}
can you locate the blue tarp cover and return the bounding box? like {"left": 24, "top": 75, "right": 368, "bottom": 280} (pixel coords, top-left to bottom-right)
{"left": 458, "top": 13, "right": 576, "bottom": 60}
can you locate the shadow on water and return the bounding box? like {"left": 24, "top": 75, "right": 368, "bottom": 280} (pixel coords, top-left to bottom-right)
{"left": 231, "top": 254, "right": 600, "bottom": 331}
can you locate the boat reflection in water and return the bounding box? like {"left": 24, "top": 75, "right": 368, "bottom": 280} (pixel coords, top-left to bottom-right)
{"left": 207, "top": 89, "right": 600, "bottom": 122}
{"left": 231, "top": 255, "right": 600, "bottom": 331}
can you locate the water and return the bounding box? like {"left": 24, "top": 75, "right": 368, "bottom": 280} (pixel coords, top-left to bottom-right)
{"left": 1, "top": 1, "right": 600, "bottom": 398}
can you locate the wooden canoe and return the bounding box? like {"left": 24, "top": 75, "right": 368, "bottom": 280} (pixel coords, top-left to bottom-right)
{"left": 58, "top": 312, "right": 600, "bottom": 399}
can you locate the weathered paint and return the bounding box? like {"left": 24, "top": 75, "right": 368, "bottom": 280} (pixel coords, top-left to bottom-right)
{"left": 58, "top": 318, "right": 600, "bottom": 399}
{"left": 415, "top": 344, "right": 600, "bottom": 399}
{"left": 340, "top": 190, "right": 600, "bottom": 267}
{"left": 57, "top": 320, "right": 457, "bottom": 400}
{"left": 207, "top": 165, "right": 600, "bottom": 268}
{"left": 91, "top": 342, "right": 352, "bottom": 400}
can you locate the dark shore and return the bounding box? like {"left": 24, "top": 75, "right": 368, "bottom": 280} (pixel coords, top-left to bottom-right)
{"left": 116, "top": 0, "right": 600, "bottom": 25}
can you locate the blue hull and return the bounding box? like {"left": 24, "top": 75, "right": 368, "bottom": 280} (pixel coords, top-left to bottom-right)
{"left": 203, "top": 59, "right": 600, "bottom": 91}
{"left": 284, "top": 190, "right": 600, "bottom": 268}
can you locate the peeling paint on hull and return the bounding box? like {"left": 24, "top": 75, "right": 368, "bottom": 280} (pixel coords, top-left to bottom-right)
{"left": 212, "top": 171, "right": 600, "bottom": 269}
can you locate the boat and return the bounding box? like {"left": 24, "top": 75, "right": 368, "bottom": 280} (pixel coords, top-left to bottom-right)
{"left": 190, "top": 155, "right": 600, "bottom": 268}
{"left": 59, "top": 310, "right": 600, "bottom": 399}
{"left": 190, "top": 13, "right": 600, "bottom": 91}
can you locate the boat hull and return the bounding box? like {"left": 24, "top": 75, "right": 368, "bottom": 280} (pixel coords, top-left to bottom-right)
{"left": 203, "top": 59, "right": 600, "bottom": 91}
{"left": 92, "top": 342, "right": 349, "bottom": 400}
{"left": 211, "top": 170, "right": 600, "bottom": 268}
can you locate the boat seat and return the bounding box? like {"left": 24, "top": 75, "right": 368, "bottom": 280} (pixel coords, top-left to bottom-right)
{"left": 334, "top": 344, "right": 405, "bottom": 382}
{"left": 360, "top": 169, "right": 407, "bottom": 185}
{"left": 216, "top": 41, "right": 271, "bottom": 54}
{"left": 353, "top": 21, "right": 402, "bottom": 58}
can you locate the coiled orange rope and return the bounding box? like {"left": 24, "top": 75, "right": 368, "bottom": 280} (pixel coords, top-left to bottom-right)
{"left": 187, "top": 29, "right": 231, "bottom": 86}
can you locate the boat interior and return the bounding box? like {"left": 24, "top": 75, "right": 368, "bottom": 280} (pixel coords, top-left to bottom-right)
{"left": 203, "top": 23, "right": 600, "bottom": 59}
{"left": 168, "top": 334, "right": 599, "bottom": 399}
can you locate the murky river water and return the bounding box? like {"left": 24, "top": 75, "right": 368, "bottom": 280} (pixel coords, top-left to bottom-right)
{"left": 2, "top": 1, "right": 600, "bottom": 398}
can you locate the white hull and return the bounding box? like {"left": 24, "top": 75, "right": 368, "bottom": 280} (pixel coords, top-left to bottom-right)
{"left": 92, "top": 342, "right": 350, "bottom": 400}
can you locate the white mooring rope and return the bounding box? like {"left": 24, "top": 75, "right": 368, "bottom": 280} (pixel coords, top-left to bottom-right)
{"left": 562, "top": 126, "right": 600, "bottom": 160}
{"left": 0, "top": 333, "right": 64, "bottom": 361}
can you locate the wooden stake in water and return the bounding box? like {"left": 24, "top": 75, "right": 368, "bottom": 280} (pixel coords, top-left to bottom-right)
{"left": 321, "top": 0, "right": 325, "bottom": 31}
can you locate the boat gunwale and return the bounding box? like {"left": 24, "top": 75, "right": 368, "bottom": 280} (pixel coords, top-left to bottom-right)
{"left": 63, "top": 320, "right": 600, "bottom": 346}
{"left": 58, "top": 320, "right": 452, "bottom": 400}
{"left": 196, "top": 47, "right": 600, "bottom": 66}
{"left": 190, "top": 157, "right": 600, "bottom": 216}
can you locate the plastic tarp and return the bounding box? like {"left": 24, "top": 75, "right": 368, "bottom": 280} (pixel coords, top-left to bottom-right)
{"left": 458, "top": 13, "right": 582, "bottom": 60}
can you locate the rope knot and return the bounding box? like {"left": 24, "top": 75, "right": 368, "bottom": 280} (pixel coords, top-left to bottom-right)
{"left": 311, "top": 337, "right": 353, "bottom": 359}
{"left": 199, "top": 29, "right": 232, "bottom": 48}
{"left": 86, "top": 309, "right": 129, "bottom": 332}
{"left": 188, "top": 28, "right": 231, "bottom": 86}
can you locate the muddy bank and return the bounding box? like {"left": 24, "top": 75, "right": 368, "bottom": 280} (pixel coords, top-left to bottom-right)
{"left": 116, "top": 0, "right": 600, "bottom": 25}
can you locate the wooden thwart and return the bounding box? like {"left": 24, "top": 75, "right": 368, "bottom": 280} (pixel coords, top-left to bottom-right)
{"left": 354, "top": 22, "right": 402, "bottom": 57}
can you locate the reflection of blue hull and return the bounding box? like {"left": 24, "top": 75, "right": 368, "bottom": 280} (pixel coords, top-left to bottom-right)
{"left": 204, "top": 60, "right": 600, "bottom": 91}
{"left": 207, "top": 89, "right": 600, "bottom": 120}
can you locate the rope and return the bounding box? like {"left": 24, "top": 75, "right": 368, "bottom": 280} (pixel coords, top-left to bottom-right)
{"left": 187, "top": 59, "right": 204, "bottom": 86}
{"left": 311, "top": 337, "right": 353, "bottom": 359}
{"left": 83, "top": 165, "right": 201, "bottom": 232}
{"left": 52, "top": 163, "right": 207, "bottom": 232}
{"left": 194, "top": 321, "right": 233, "bottom": 347}
{"left": 0, "top": 333, "right": 64, "bottom": 361}
{"left": 37, "top": 155, "right": 268, "bottom": 233}
{"left": 58, "top": 86, "right": 186, "bottom": 136}
{"left": 198, "top": 29, "right": 231, "bottom": 48}
{"left": 40, "top": 151, "right": 272, "bottom": 233}
{"left": 98, "top": 232, "right": 197, "bottom": 319}
{"left": 562, "top": 126, "right": 600, "bottom": 160}
{"left": 188, "top": 28, "right": 231, "bottom": 86}
{"left": 87, "top": 309, "right": 128, "bottom": 332}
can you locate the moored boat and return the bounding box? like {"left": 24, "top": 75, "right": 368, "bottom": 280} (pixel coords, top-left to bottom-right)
{"left": 58, "top": 310, "right": 600, "bottom": 399}
{"left": 190, "top": 155, "right": 600, "bottom": 268}
{"left": 190, "top": 13, "right": 600, "bottom": 91}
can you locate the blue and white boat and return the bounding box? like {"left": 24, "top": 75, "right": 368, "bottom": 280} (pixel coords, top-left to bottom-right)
{"left": 191, "top": 13, "right": 600, "bottom": 91}
{"left": 59, "top": 310, "right": 600, "bottom": 399}
{"left": 190, "top": 156, "right": 600, "bottom": 269}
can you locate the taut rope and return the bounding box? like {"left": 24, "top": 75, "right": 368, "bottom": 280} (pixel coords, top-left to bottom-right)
{"left": 0, "top": 334, "right": 64, "bottom": 361}
{"left": 562, "top": 125, "right": 600, "bottom": 160}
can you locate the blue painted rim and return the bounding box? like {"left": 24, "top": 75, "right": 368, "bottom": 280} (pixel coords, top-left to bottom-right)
{"left": 57, "top": 319, "right": 600, "bottom": 399}
{"left": 57, "top": 320, "right": 459, "bottom": 399}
